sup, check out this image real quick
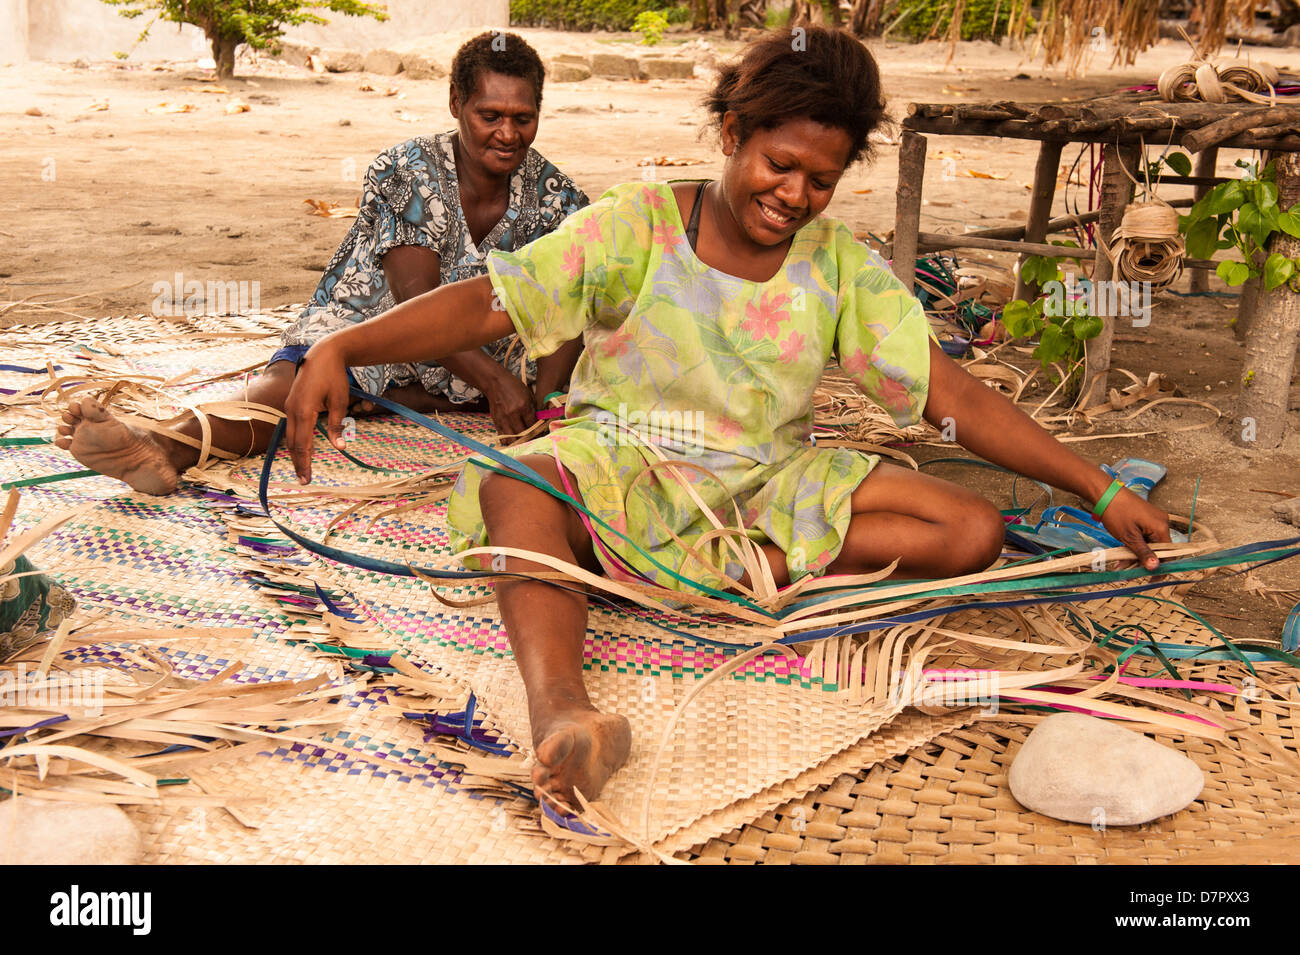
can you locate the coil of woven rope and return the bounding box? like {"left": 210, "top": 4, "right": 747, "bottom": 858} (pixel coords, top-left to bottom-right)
{"left": 1105, "top": 200, "right": 1186, "bottom": 291}
{"left": 1157, "top": 58, "right": 1287, "bottom": 105}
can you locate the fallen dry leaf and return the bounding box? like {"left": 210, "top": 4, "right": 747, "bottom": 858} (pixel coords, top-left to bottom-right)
{"left": 853, "top": 188, "right": 873, "bottom": 194}
{"left": 304, "top": 199, "right": 360, "bottom": 218}
{"left": 393, "top": 110, "right": 421, "bottom": 123}
{"left": 182, "top": 85, "right": 230, "bottom": 94}
{"left": 636, "top": 156, "right": 705, "bottom": 167}
{"left": 24, "top": 106, "right": 42, "bottom": 116}
{"left": 147, "top": 102, "right": 197, "bottom": 114}
{"left": 359, "top": 83, "right": 376, "bottom": 91}
{"left": 965, "top": 169, "right": 1008, "bottom": 180}
{"left": 225, "top": 98, "right": 250, "bottom": 114}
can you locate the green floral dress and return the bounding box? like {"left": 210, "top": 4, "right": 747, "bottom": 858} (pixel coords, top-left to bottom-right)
{"left": 446, "top": 181, "right": 931, "bottom": 594}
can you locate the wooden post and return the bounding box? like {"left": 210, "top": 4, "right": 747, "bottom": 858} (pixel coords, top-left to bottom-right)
{"left": 1013, "top": 140, "right": 1065, "bottom": 302}
{"left": 893, "top": 129, "right": 927, "bottom": 293}
{"left": 1080, "top": 141, "right": 1141, "bottom": 410}
{"left": 1189, "top": 147, "right": 1218, "bottom": 294}
{"left": 1234, "top": 149, "right": 1300, "bottom": 448}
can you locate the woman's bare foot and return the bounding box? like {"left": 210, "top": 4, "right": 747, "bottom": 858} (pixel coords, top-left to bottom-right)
{"left": 53, "top": 398, "right": 181, "bottom": 496}
{"left": 532, "top": 706, "right": 631, "bottom": 812}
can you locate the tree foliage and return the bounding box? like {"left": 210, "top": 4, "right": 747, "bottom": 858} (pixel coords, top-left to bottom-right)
{"left": 102, "top": 0, "right": 388, "bottom": 78}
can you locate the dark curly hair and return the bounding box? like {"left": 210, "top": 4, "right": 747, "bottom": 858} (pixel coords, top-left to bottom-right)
{"left": 704, "top": 27, "right": 888, "bottom": 167}
{"left": 451, "top": 31, "right": 546, "bottom": 109}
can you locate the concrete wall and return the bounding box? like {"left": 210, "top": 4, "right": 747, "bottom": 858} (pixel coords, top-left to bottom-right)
{"left": 0, "top": 0, "right": 31, "bottom": 63}
{"left": 18, "top": 0, "right": 508, "bottom": 63}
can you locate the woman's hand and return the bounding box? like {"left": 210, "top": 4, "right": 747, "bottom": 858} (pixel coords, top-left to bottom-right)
{"left": 1097, "top": 488, "right": 1172, "bottom": 572}
{"left": 284, "top": 342, "right": 352, "bottom": 484}
{"left": 484, "top": 371, "right": 537, "bottom": 444}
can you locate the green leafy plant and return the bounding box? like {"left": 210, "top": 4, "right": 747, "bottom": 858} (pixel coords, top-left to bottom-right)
{"left": 632, "top": 9, "right": 669, "bottom": 44}
{"left": 1143, "top": 149, "right": 1191, "bottom": 186}
{"left": 1180, "top": 158, "right": 1300, "bottom": 293}
{"left": 896, "top": 0, "right": 1020, "bottom": 41}
{"left": 510, "top": 0, "right": 686, "bottom": 32}
{"left": 1000, "top": 243, "right": 1101, "bottom": 389}
{"left": 101, "top": 0, "right": 387, "bottom": 79}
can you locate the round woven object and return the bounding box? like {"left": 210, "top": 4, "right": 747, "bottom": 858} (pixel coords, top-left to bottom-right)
{"left": 1157, "top": 58, "right": 1286, "bottom": 106}
{"left": 1106, "top": 200, "right": 1185, "bottom": 292}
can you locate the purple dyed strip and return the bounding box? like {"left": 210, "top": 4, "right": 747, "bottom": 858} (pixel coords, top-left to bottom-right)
{"left": 540, "top": 799, "right": 608, "bottom": 837}
{"left": 238, "top": 538, "right": 298, "bottom": 554}
{"left": 0, "top": 714, "right": 70, "bottom": 737}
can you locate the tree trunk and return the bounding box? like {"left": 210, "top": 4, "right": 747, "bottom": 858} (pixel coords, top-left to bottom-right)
{"left": 1234, "top": 149, "right": 1300, "bottom": 448}
{"left": 849, "top": 0, "right": 886, "bottom": 35}
{"left": 739, "top": 0, "right": 767, "bottom": 27}
{"left": 717, "top": 0, "right": 742, "bottom": 37}
{"left": 211, "top": 31, "right": 239, "bottom": 80}
{"left": 692, "top": 0, "right": 716, "bottom": 30}
{"left": 789, "top": 0, "right": 826, "bottom": 26}
{"left": 1234, "top": 273, "right": 1261, "bottom": 340}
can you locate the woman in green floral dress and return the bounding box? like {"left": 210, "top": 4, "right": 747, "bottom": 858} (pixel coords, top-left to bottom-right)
{"left": 281, "top": 28, "right": 1173, "bottom": 811}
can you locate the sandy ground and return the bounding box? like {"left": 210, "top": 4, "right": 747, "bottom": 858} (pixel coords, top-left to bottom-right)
{"left": 1, "top": 27, "right": 1297, "bottom": 637}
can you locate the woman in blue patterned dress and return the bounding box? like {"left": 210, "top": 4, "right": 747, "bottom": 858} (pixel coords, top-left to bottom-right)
{"left": 56, "top": 31, "right": 588, "bottom": 495}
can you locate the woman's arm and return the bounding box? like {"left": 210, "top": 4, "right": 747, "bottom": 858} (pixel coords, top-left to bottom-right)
{"left": 284, "top": 273, "right": 513, "bottom": 482}
{"left": 533, "top": 336, "right": 584, "bottom": 404}
{"left": 384, "top": 246, "right": 537, "bottom": 438}
{"left": 922, "top": 339, "right": 1172, "bottom": 569}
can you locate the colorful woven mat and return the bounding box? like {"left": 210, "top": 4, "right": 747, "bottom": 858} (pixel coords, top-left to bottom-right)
{"left": 6, "top": 312, "right": 1300, "bottom": 864}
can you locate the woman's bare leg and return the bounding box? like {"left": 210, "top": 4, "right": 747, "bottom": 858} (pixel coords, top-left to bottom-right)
{"left": 477, "top": 454, "right": 631, "bottom": 811}
{"left": 54, "top": 361, "right": 298, "bottom": 495}
{"left": 745, "top": 462, "right": 1006, "bottom": 587}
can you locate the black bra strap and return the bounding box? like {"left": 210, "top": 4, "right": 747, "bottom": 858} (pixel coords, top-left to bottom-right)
{"left": 685, "top": 179, "right": 708, "bottom": 252}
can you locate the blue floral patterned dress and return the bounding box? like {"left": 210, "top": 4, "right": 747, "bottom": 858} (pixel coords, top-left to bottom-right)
{"left": 280, "top": 131, "right": 588, "bottom": 400}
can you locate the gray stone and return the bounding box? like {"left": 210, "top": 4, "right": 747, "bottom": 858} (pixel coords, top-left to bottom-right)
{"left": 276, "top": 40, "right": 319, "bottom": 69}
{"left": 362, "top": 48, "right": 404, "bottom": 76}
{"left": 552, "top": 53, "right": 591, "bottom": 68}
{"left": 547, "top": 61, "right": 591, "bottom": 83}
{"left": 639, "top": 56, "right": 696, "bottom": 80}
{"left": 590, "top": 52, "right": 639, "bottom": 80}
{"left": 0, "top": 798, "right": 142, "bottom": 864}
{"left": 399, "top": 52, "right": 445, "bottom": 80}
{"left": 319, "top": 48, "right": 363, "bottom": 73}
{"left": 1008, "top": 713, "right": 1204, "bottom": 826}
{"left": 1271, "top": 497, "right": 1300, "bottom": 527}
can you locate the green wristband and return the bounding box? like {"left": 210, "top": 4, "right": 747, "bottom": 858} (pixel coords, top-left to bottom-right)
{"left": 1091, "top": 478, "right": 1125, "bottom": 520}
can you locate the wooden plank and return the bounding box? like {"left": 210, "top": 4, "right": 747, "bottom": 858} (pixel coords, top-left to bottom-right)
{"left": 892, "top": 129, "right": 927, "bottom": 291}
{"left": 1189, "top": 148, "right": 1219, "bottom": 294}
{"left": 1081, "top": 142, "right": 1141, "bottom": 410}
{"left": 1014, "top": 140, "right": 1065, "bottom": 302}
{"left": 913, "top": 230, "right": 1216, "bottom": 269}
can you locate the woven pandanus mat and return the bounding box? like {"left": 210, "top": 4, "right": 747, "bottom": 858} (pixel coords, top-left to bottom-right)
{"left": 0, "top": 442, "right": 588, "bottom": 863}
{"left": 204, "top": 414, "right": 1259, "bottom": 859}
{"left": 1, "top": 310, "right": 293, "bottom": 435}
{"left": 678, "top": 676, "right": 1300, "bottom": 864}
